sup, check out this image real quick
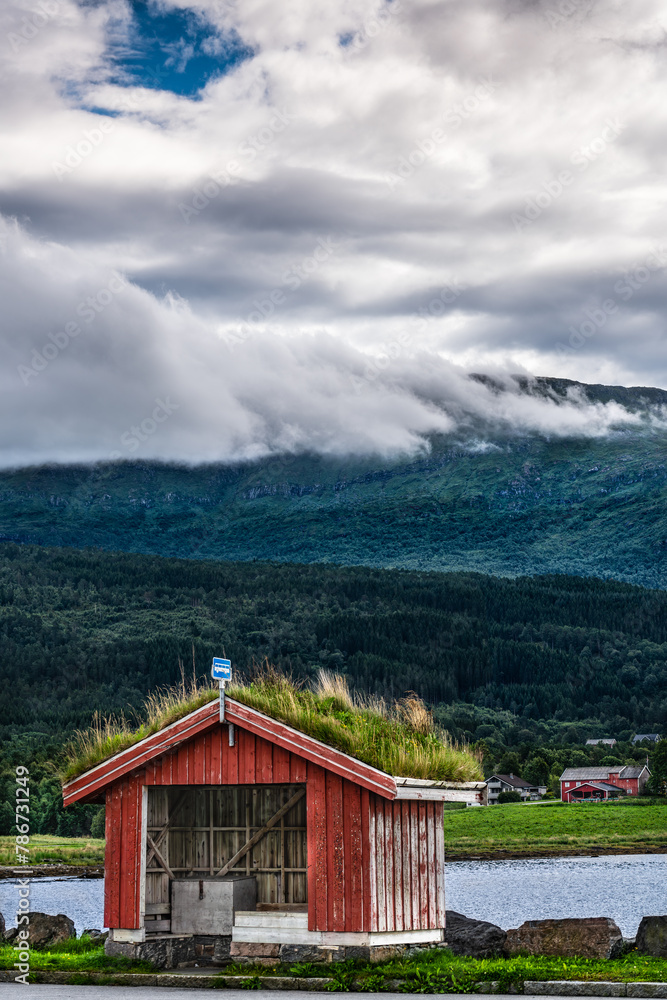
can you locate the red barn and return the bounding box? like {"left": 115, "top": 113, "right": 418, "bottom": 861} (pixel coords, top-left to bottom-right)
{"left": 560, "top": 765, "right": 650, "bottom": 802}
{"left": 63, "top": 696, "right": 486, "bottom": 967}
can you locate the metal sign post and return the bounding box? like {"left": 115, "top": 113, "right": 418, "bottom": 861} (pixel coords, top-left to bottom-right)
{"left": 211, "top": 657, "right": 232, "bottom": 724}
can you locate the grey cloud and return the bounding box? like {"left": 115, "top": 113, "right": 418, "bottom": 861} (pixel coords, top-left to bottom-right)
{"left": 1, "top": 0, "right": 667, "bottom": 466}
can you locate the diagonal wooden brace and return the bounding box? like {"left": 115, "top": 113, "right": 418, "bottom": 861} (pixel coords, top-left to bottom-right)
{"left": 215, "top": 787, "right": 305, "bottom": 877}
{"left": 146, "top": 833, "right": 175, "bottom": 880}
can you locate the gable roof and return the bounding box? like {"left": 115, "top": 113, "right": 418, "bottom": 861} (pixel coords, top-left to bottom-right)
{"left": 63, "top": 696, "right": 398, "bottom": 806}
{"left": 488, "top": 774, "right": 539, "bottom": 789}
{"left": 632, "top": 734, "right": 661, "bottom": 742}
{"left": 560, "top": 765, "right": 648, "bottom": 782}
{"left": 567, "top": 780, "right": 624, "bottom": 793}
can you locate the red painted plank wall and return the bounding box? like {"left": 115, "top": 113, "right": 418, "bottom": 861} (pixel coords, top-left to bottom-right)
{"left": 103, "top": 773, "right": 143, "bottom": 930}
{"left": 103, "top": 726, "right": 445, "bottom": 935}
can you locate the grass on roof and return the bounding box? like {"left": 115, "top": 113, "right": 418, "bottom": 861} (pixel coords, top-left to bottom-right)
{"left": 62, "top": 665, "right": 482, "bottom": 783}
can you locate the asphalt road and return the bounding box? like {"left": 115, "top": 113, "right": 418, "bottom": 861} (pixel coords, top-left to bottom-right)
{"left": 0, "top": 988, "right": 567, "bottom": 999}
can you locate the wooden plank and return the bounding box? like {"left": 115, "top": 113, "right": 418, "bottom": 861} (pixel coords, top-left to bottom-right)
{"left": 205, "top": 732, "right": 212, "bottom": 785}
{"left": 258, "top": 738, "right": 273, "bottom": 784}
{"left": 361, "top": 789, "right": 371, "bottom": 932}
{"left": 393, "top": 801, "right": 403, "bottom": 932}
{"left": 187, "top": 742, "right": 196, "bottom": 784}
{"left": 211, "top": 728, "right": 222, "bottom": 785}
{"left": 145, "top": 902, "right": 171, "bottom": 915}
{"left": 401, "top": 800, "right": 411, "bottom": 930}
{"left": 384, "top": 799, "right": 394, "bottom": 932}
{"left": 145, "top": 917, "right": 171, "bottom": 933}
{"left": 327, "top": 772, "right": 345, "bottom": 932}
{"left": 272, "top": 745, "right": 290, "bottom": 784}
{"left": 176, "top": 744, "right": 188, "bottom": 785}
{"left": 426, "top": 802, "right": 436, "bottom": 929}
{"left": 290, "top": 751, "right": 307, "bottom": 784}
{"left": 118, "top": 780, "right": 132, "bottom": 926}
{"left": 341, "top": 780, "right": 352, "bottom": 931}
{"left": 215, "top": 788, "right": 305, "bottom": 876}
{"left": 307, "top": 764, "right": 327, "bottom": 932}
{"left": 375, "top": 798, "right": 385, "bottom": 932}
{"left": 245, "top": 733, "right": 256, "bottom": 784}
{"left": 410, "top": 801, "right": 420, "bottom": 930}
{"left": 418, "top": 802, "right": 428, "bottom": 930}
{"left": 434, "top": 802, "right": 445, "bottom": 929}
{"left": 104, "top": 785, "right": 121, "bottom": 928}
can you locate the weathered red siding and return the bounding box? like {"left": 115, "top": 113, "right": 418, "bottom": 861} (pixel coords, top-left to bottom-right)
{"left": 102, "top": 724, "right": 445, "bottom": 935}
{"left": 103, "top": 773, "right": 143, "bottom": 930}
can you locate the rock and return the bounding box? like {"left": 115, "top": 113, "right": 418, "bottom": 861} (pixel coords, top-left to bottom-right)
{"left": 444, "top": 910, "right": 507, "bottom": 957}
{"left": 26, "top": 912, "right": 76, "bottom": 949}
{"left": 4, "top": 927, "right": 18, "bottom": 943}
{"left": 636, "top": 916, "right": 667, "bottom": 957}
{"left": 506, "top": 917, "right": 623, "bottom": 959}
{"left": 0, "top": 912, "right": 5, "bottom": 941}
{"left": 82, "top": 928, "right": 108, "bottom": 942}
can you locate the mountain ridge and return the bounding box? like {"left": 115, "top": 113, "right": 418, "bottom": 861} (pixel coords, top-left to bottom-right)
{"left": 1, "top": 377, "right": 666, "bottom": 587}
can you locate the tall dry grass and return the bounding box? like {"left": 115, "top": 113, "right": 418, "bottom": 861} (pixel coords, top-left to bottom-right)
{"left": 62, "top": 667, "right": 217, "bottom": 782}
{"left": 63, "top": 662, "right": 482, "bottom": 784}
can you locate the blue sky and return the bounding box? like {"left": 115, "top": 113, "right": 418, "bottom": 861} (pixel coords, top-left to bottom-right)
{"left": 106, "top": 0, "right": 252, "bottom": 96}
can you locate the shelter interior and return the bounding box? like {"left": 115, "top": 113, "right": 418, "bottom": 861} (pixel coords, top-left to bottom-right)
{"left": 145, "top": 783, "right": 307, "bottom": 934}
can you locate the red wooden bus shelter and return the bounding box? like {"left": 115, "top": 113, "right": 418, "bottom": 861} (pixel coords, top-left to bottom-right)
{"left": 63, "top": 697, "right": 486, "bottom": 966}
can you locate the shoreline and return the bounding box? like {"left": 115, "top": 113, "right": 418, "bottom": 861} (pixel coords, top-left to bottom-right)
{"left": 0, "top": 864, "right": 104, "bottom": 879}
{"left": 2, "top": 847, "right": 666, "bottom": 877}
{"left": 446, "top": 845, "right": 667, "bottom": 862}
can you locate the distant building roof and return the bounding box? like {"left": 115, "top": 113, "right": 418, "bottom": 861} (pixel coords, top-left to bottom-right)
{"left": 488, "top": 773, "right": 540, "bottom": 789}
{"left": 568, "top": 780, "right": 624, "bottom": 794}
{"left": 585, "top": 739, "right": 617, "bottom": 745}
{"left": 632, "top": 734, "right": 661, "bottom": 743}
{"left": 561, "top": 765, "right": 648, "bottom": 781}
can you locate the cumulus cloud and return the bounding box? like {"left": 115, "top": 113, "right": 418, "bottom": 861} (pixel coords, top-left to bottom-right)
{"left": 1, "top": 0, "right": 667, "bottom": 466}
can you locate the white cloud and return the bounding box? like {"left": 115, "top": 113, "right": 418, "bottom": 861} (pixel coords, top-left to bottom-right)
{"left": 1, "top": 0, "right": 667, "bottom": 465}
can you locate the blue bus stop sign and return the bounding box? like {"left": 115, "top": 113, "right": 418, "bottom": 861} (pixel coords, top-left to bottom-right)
{"left": 211, "top": 657, "right": 232, "bottom": 680}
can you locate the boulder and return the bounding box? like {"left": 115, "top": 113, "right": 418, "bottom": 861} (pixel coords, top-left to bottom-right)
{"left": 506, "top": 917, "right": 623, "bottom": 959}
{"left": 444, "top": 910, "right": 507, "bottom": 957}
{"left": 25, "top": 913, "right": 75, "bottom": 949}
{"left": 4, "top": 927, "right": 18, "bottom": 943}
{"left": 0, "top": 912, "right": 5, "bottom": 941}
{"left": 636, "top": 916, "right": 667, "bottom": 957}
{"left": 82, "top": 928, "right": 108, "bottom": 942}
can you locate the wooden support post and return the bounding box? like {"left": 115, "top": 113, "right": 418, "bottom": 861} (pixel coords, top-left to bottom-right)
{"left": 215, "top": 788, "right": 305, "bottom": 878}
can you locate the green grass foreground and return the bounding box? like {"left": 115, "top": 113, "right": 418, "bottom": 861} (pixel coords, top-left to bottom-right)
{"left": 443, "top": 798, "right": 667, "bottom": 858}
{"left": 0, "top": 834, "right": 105, "bottom": 867}
{"left": 3, "top": 941, "right": 667, "bottom": 990}
{"left": 63, "top": 667, "right": 482, "bottom": 784}
{"left": 0, "top": 936, "right": 152, "bottom": 974}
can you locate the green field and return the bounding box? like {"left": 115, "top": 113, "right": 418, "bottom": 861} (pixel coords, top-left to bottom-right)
{"left": 0, "top": 834, "right": 104, "bottom": 868}
{"left": 444, "top": 800, "right": 667, "bottom": 859}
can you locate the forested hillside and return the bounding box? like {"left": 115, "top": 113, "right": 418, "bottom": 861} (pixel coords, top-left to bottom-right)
{"left": 1, "top": 543, "right": 666, "bottom": 745}
{"left": 1, "top": 403, "right": 666, "bottom": 586}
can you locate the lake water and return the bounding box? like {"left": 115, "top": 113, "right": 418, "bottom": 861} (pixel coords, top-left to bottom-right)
{"left": 1, "top": 854, "right": 665, "bottom": 938}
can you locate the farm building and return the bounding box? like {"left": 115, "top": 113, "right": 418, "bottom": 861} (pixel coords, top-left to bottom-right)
{"left": 560, "top": 765, "right": 650, "bottom": 802}
{"left": 63, "top": 693, "right": 486, "bottom": 967}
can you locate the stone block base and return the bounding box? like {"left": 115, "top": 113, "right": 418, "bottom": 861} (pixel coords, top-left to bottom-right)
{"left": 229, "top": 940, "right": 420, "bottom": 964}
{"left": 106, "top": 933, "right": 230, "bottom": 969}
